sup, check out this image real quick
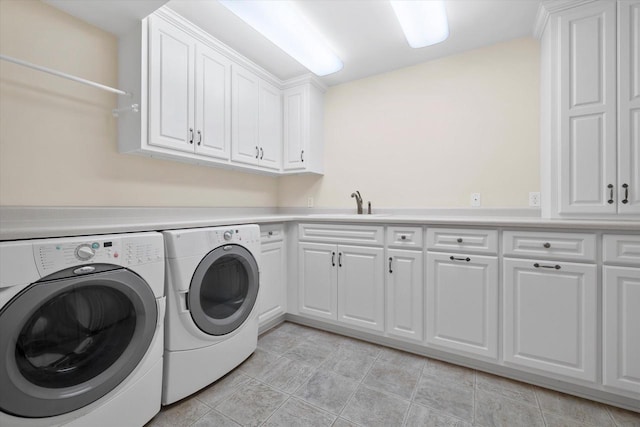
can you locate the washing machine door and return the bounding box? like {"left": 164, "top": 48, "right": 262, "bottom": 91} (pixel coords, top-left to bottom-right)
{"left": 189, "top": 244, "right": 259, "bottom": 336}
{"left": 0, "top": 264, "right": 157, "bottom": 418}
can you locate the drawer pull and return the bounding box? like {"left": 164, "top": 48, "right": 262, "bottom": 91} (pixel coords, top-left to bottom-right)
{"left": 450, "top": 256, "right": 470, "bottom": 262}
{"left": 401, "top": 235, "right": 407, "bottom": 240}
{"left": 534, "top": 263, "right": 561, "bottom": 270}
{"left": 543, "top": 242, "right": 551, "bottom": 248}
{"left": 389, "top": 257, "right": 393, "bottom": 273}
{"left": 608, "top": 184, "right": 614, "bottom": 204}
{"left": 622, "top": 183, "right": 629, "bottom": 204}
{"left": 331, "top": 251, "right": 335, "bottom": 267}
{"left": 457, "top": 238, "right": 463, "bottom": 243}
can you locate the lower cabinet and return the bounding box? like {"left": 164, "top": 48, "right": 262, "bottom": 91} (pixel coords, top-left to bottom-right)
{"left": 298, "top": 242, "right": 384, "bottom": 332}
{"left": 258, "top": 239, "right": 286, "bottom": 327}
{"left": 603, "top": 265, "right": 640, "bottom": 393}
{"left": 386, "top": 249, "right": 423, "bottom": 342}
{"left": 426, "top": 252, "right": 499, "bottom": 359}
{"left": 503, "top": 258, "right": 597, "bottom": 382}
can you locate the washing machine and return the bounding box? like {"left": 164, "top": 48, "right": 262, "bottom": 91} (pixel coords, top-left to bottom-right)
{"left": 0, "top": 232, "right": 165, "bottom": 427}
{"left": 162, "top": 224, "right": 260, "bottom": 404}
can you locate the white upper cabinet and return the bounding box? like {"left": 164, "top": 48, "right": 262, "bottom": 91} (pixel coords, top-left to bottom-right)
{"left": 618, "top": 0, "right": 640, "bottom": 214}
{"left": 540, "top": 0, "right": 640, "bottom": 218}
{"left": 283, "top": 83, "right": 324, "bottom": 174}
{"left": 148, "top": 15, "right": 195, "bottom": 152}
{"left": 195, "top": 43, "right": 231, "bottom": 160}
{"left": 258, "top": 79, "right": 282, "bottom": 171}
{"left": 231, "top": 64, "right": 260, "bottom": 167}
{"left": 119, "top": 8, "right": 325, "bottom": 176}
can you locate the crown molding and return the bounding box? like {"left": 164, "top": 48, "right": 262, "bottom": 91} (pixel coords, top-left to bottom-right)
{"left": 533, "top": 0, "right": 597, "bottom": 39}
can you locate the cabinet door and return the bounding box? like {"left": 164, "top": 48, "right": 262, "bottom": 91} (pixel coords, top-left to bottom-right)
{"left": 618, "top": 0, "right": 640, "bottom": 214}
{"left": 603, "top": 266, "right": 640, "bottom": 393}
{"left": 195, "top": 43, "right": 230, "bottom": 160}
{"left": 283, "top": 86, "right": 307, "bottom": 170}
{"left": 259, "top": 241, "right": 286, "bottom": 327}
{"left": 503, "top": 258, "right": 597, "bottom": 381}
{"left": 231, "top": 65, "right": 259, "bottom": 166}
{"left": 558, "top": 1, "right": 617, "bottom": 214}
{"left": 148, "top": 16, "right": 195, "bottom": 152}
{"left": 298, "top": 242, "right": 337, "bottom": 320}
{"left": 258, "top": 79, "right": 282, "bottom": 171}
{"left": 426, "top": 252, "right": 498, "bottom": 359}
{"left": 337, "top": 245, "right": 384, "bottom": 332}
{"left": 386, "top": 249, "right": 423, "bottom": 342}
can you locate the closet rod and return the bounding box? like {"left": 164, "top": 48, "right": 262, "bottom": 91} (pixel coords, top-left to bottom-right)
{"left": 0, "top": 54, "right": 131, "bottom": 97}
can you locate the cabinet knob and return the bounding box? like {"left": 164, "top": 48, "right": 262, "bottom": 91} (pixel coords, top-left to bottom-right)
{"left": 543, "top": 242, "right": 551, "bottom": 248}
{"left": 401, "top": 235, "right": 407, "bottom": 240}
{"left": 268, "top": 231, "right": 273, "bottom": 236}
{"left": 457, "top": 238, "right": 463, "bottom": 243}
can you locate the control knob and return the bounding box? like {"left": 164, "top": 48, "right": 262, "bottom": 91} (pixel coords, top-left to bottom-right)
{"left": 223, "top": 230, "right": 233, "bottom": 241}
{"left": 75, "top": 244, "right": 95, "bottom": 261}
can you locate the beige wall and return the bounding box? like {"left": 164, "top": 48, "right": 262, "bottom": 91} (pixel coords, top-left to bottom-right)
{"left": 279, "top": 37, "right": 540, "bottom": 208}
{"left": 0, "top": 1, "right": 539, "bottom": 209}
{"left": 0, "top": 0, "right": 278, "bottom": 207}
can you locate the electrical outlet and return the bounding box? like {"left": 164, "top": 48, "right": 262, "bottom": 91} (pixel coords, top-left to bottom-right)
{"left": 529, "top": 192, "right": 541, "bottom": 207}
{"left": 471, "top": 193, "right": 481, "bottom": 207}
{"left": 307, "top": 197, "right": 314, "bottom": 208}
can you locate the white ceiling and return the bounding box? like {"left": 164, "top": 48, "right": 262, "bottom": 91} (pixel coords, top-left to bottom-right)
{"left": 44, "top": 0, "right": 543, "bottom": 87}
{"left": 167, "top": 0, "right": 543, "bottom": 86}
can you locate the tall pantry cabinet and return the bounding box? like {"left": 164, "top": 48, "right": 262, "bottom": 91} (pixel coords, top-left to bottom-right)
{"left": 539, "top": 0, "right": 640, "bottom": 218}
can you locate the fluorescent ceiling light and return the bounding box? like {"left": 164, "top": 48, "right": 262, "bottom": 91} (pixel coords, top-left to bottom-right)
{"left": 218, "top": 0, "right": 343, "bottom": 76}
{"left": 390, "top": 0, "right": 449, "bottom": 48}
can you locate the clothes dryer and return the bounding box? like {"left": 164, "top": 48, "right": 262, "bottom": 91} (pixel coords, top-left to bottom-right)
{"left": 162, "top": 224, "right": 260, "bottom": 404}
{"left": 0, "top": 232, "right": 165, "bottom": 427}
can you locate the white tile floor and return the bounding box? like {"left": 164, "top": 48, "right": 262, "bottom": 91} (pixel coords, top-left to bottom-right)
{"left": 146, "top": 322, "right": 640, "bottom": 427}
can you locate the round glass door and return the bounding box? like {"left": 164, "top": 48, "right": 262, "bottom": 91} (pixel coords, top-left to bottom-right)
{"left": 189, "top": 245, "right": 259, "bottom": 336}
{"left": 0, "top": 267, "right": 157, "bottom": 418}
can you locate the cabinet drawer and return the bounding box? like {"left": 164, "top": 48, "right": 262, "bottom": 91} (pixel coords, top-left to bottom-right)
{"left": 298, "top": 223, "right": 384, "bottom": 245}
{"left": 503, "top": 231, "right": 596, "bottom": 262}
{"left": 386, "top": 226, "right": 423, "bottom": 248}
{"left": 260, "top": 224, "right": 284, "bottom": 243}
{"left": 426, "top": 228, "right": 498, "bottom": 254}
{"left": 603, "top": 234, "right": 640, "bottom": 266}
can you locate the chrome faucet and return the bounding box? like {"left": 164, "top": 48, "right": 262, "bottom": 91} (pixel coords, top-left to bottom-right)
{"left": 351, "top": 191, "right": 363, "bottom": 214}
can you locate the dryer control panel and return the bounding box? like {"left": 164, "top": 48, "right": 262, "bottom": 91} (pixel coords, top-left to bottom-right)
{"left": 32, "top": 233, "right": 163, "bottom": 276}
{"left": 207, "top": 226, "right": 260, "bottom": 247}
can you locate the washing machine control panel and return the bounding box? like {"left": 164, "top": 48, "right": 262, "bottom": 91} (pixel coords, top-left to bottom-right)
{"left": 208, "top": 227, "right": 260, "bottom": 247}
{"left": 32, "top": 234, "right": 163, "bottom": 276}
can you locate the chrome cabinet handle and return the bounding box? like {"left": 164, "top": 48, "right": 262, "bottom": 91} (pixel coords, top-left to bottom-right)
{"left": 534, "top": 263, "right": 561, "bottom": 270}
{"left": 389, "top": 257, "right": 393, "bottom": 273}
{"left": 189, "top": 128, "right": 194, "bottom": 144}
{"left": 450, "top": 256, "right": 470, "bottom": 262}
{"left": 622, "top": 183, "right": 629, "bottom": 204}
{"left": 301, "top": 150, "right": 304, "bottom": 162}
{"left": 457, "top": 238, "right": 463, "bottom": 243}
{"left": 331, "top": 251, "right": 335, "bottom": 267}
{"left": 608, "top": 184, "right": 614, "bottom": 204}
{"left": 260, "top": 147, "right": 264, "bottom": 160}
{"left": 196, "top": 130, "right": 202, "bottom": 145}
{"left": 338, "top": 252, "right": 342, "bottom": 267}
{"left": 255, "top": 146, "right": 259, "bottom": 159}
{"left": 543, "top": 242, "right": 551, "bottom": 248}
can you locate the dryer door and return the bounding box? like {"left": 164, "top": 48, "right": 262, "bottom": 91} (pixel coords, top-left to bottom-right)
{"left": 189, "top": 244, "right": 259, "bottom": 336}
{"left": 0, "top": 265, "right": 157, "bottom": 418}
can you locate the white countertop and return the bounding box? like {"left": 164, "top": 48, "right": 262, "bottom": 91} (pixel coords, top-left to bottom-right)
{"left": 1, "top": 207, "right": 638, "bottom": 240}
